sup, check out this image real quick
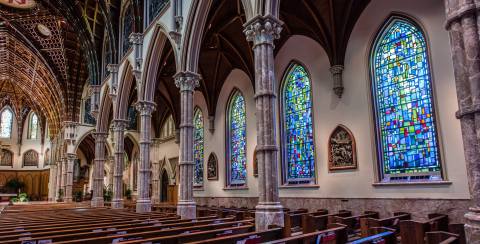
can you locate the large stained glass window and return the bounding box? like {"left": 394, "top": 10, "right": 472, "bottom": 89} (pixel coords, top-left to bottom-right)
{"left": 371, "top": 17, "right": 441, "bottom": 182}
{"left": 281, "top": 63, "right": 315, "bottom": 184}
{"left": 0, "top": 108, "right": 13, "bottom": 138}
{"left": 28, "top": 112, "right": 39, "bottom": 139}
{"left": 84, "top": 96, "right": 97, "bottom": 125}
{"left": 193, "top": 108, "right": 204, "bottom": 187}
{"left": 226, "top": 90, "right": 247, "bottom": 187}
{"left": 122, "top": 4, "right": 134, "bottom": 56}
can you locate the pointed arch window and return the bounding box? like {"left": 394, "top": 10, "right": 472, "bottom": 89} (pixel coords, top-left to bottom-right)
{"left": 84, "top": 96, "right": 96, "bottom": 125}
{"left": 160, "top": 114, "right": 175, "bottom": 139}
{"left": 193, "top": 108, "right": 204, "bottom": 187}
{"left": 0, "top": 149, "right": 13, "bottom": 166}
{"left": 23, "top": 150, "right": 39, "bottom": 167}
{"left": 371, "top": 16, "right": 442, "bottom": 182}
{"left": 281, "top": 63, "right": 316, "bottom": 185}
{"left": 0, "top": 108, "right": 13, "bottom": 138}
{"left": 28, "top": 112, "right": 40, "bottom": 140}
{"left": 122, "top": 4, "right": 134, "bottom": 56}
{"left": 226, "top": 90, "right": 247, "bottom": 187}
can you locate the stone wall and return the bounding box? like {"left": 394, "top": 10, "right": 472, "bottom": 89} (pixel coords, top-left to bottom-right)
{"left": 195, "top": 196, "right": 471, "bottom": 224}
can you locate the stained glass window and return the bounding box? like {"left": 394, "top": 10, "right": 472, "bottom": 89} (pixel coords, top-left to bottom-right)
{"left": 227, "top": 90, "right": 247, "bottom": 187}
{"left": 281, "top": 63, "right": 315, "bottom": 184}
{"left": 103, "top": 35, "right": 112, "bottom": 78}
{"left": 372, "top": 17, "right": 441, "bottom": 181}
{"left": 0, "top": 108, "right": 13, "bottom": 138}
{"left": 122, "top": 4, "right": 134, "bottom": 56}
{"left": 84, "top": 96, "right": 96, "bottom": 125}
{"left": 29, "top": 112, "right": 39, "bottom": 139}
{"left": 148, "top": 0, "right": 169, "bottom": 24}
{"left": 193, "top": 108, "right": 204, "bottom": 187}
{"left": 127, "top": 105, "right": 137, "bottom": 130}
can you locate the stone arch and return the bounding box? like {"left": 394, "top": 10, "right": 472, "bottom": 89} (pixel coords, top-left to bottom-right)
{"left": 143, "top": 25, "right": 179, "bottom": 102}
{"left": 96, "top": 86, "right": 113, "bottom": 133}
{"left": 181, "top": 0, "right": 255, "bottom": 73}
{"left": 116, "top": 61, "right": 136, "bottom": 120}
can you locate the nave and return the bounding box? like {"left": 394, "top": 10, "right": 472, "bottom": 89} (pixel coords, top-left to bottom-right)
{"left": 0, "top": 203, "right": 466, "bottom": 243}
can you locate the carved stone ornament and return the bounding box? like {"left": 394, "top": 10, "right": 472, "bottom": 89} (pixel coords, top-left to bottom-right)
{"left": 207, "top": 152, "right": 218, "bottom": 180}
{"left": 328, "top": 125, "right": 357, "bottom": 170}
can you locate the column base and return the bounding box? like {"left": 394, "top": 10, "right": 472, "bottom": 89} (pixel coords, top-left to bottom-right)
{"left": 136, "top": 199, "right": 151, "bottom": 213}
{"left": 255, "top": 202, "right": 284, "bottom": 231}
{"left": 111, "top": 199, "right": 124, "bottom": 209}
{"left": 465, "top": 207, "right": 480, "bottom": 243}
{"left": 177, "top": 201, "right": 196, "bottom": 219}
{"left": 91, "top": 197, "right": 104, "bottom": 208}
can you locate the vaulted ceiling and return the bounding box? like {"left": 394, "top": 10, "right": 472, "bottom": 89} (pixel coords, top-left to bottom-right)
{"left": 0, "top": 0, "right": 122, "bottom": 138}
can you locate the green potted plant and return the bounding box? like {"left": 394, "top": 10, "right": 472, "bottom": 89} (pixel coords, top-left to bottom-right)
{"left": 103, "top": 187, "right": 113, "bottom": 202}
{"left": 57, "top": 189, "right": 64, "bottom": 202}
{"left": 74, "top": 191, "right": 83, "bottom": 202}
{"left": 124, "top": 188, "right": 132, "bottom": 200}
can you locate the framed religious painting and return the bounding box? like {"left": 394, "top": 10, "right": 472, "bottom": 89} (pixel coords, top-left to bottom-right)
{"left": 328, "top": 125, "right": 357, "bottom": 171}
{"left": 207, "top": 152, "right": 218, "bottom": 180}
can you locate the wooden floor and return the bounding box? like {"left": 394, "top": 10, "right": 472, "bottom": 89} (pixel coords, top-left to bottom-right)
{"left": 0, "top": 202, "right": 466, "bottom": 243}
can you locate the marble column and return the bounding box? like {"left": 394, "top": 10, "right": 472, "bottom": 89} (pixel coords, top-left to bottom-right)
{"left": 64, "top": 153, "right": 76, "bottom": 203}
{"left": 48, "top": 164, "right": 57, "bottom": 202}
{"left": 444, "top": 1, "right": 480, "bottom": 242}
{"left": 91, "top": 132, "right": 108, "bottom": 207}
{"left": 174, "top": 71, "right": 200, "bottom": 220}
{"left": 55, "top": 160, "right": 63, "bottom": 201}
{"left": 112, "top": 119, "right": 128, "bottom": 209}
{"left": 244, "top": 15, "right": 284, "bottom": 230}
{"left": 151, "top": 160, "right": 160, "bottom": 204}
{"left": 135, "top": 101, "right": 155, "bottom": 213}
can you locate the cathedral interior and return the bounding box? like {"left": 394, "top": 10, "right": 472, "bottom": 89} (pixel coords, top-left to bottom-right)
{"left": 0, "top": 0, "right": 479, "bottom": 243}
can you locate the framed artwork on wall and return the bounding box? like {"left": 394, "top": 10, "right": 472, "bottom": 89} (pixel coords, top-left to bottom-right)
{"left": 207, "top": 152, "right": 218, "bottom": 180}
{"left": 328, "top": 125, "right": 357, "bottom": 171}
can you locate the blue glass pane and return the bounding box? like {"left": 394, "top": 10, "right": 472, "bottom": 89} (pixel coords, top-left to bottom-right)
{"left": 283, "top": 64, "right": 315, "bottom": 181}
{"left": 149, "top": 0, "right": 169, "bottom": 24}
{"left": 228, "top": 92, "right": 247, "bottom": 185}
{"left": 373, "top": 19, "right": 440, "bottom": 175}
{"left": 84, "top": 97, "right": 96, "bottom": 125}
{"left": 193, "top": 109, "right": 204, "bottom": 186}
{"left": 127, "top": 106, "right": 137, "bottom": 130}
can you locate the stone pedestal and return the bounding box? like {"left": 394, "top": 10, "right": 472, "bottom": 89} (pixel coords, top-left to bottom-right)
{"left": 92, "top": 132, "right": 108, "bottom": 208}
{"left": 135, "top": 101, "right": 155, "bottom": 213}
{"left": 244, "top": 15, "right": 284, "bottom": 230}
{"left": 174, "top": 71, "right": 200, "bottom": 219}
{"left": 112, "top": 120, "right": 128, "bottom": 209}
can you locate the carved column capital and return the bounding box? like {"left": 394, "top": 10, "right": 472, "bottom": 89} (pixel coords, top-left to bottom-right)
{"left": 92, "top": 132, "right": 108, "bottom": 143}
{"left": 135, "top": 101, "right": 156, "bottom": 116}
{"left": 112, "top": 119, "right": 129, "bottom": 132}
{"left": 174, "top": 71, "right": 201, "bottom": 92}
{"left": 244, "top": 15, "right": 283, "bottom": 47}
{"left": 129, "top": 32, "right": 144, "bottom": 45}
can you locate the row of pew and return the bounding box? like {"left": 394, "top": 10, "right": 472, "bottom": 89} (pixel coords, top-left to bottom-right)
{"left": 0, "top": 203, "right": 466, "bottom": 243}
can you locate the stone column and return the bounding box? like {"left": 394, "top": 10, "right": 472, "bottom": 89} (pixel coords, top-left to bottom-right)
{"left": 135, "top": 101, "right": 155, "bottom": 213}
{"left": 112, "top": 119, "right": 128, "bottom": 209}
{"left": 48, "top": 164, "right": 57, "bottom": 202}
{"left": 244, "top": 15, "right": 284, "bottom": 230}
{"left": 445, "top": 1, "right": 480, "bottom": 242}
{"left": 91, "top": 132, "right": 108, "bottom": 207}
{"left": 174, "top": 71, "right": 200, "bottom": 220}
{"left": 64, "top": 153, "right": 76, "bottom": 203}
{"left": 55, "top": 160, "right": 63, "bottom": 201}
{"left": 62, "top": 158, "right": 67, "bottom": 198}
{"left": 151, "top": 144, "right": 160, "bottom": 204}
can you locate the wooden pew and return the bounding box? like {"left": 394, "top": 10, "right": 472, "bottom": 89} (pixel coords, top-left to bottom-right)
{"left": 302, "top": 210, "right": 352, "bottom": 234}
{"left": 331, "top": 211, "right": 379, "bottom": 234}
{"left": 186, "top": 227, "right": 284, "bottom": 244}
{"left": 348, "top": 227, "right": 396, "bottom": 244}
{"left": 426, "top": 231, "right": 459, "bottom": 244}
{"left": 359, "top": 212, "right": 411, "bottom": 237}
{"left": 399, "top": 213, "right": 449, "bottom": 244}
{"left": 266, "top": 224, "right": 349, "bottom": 244}
{"left": 11, "top": 219, "right": 251, "bottom": 244}
{"left": 283, "top": 209, "right": 330, "bottom": 236}
{"left": 448, "top": 223, "right": 466, "bottom": 244}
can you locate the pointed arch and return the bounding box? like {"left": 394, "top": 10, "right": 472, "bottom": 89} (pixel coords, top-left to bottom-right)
{"left": 116, "top": 61, "right": 136, "bottom": 120}
{"left": 280, "top": 61, "right": 316, "bottom": 185}
{"left": 0, "top": 107, "right": 14, "bottom": 138}
{"left": 370, "top": 14, "right": 443, "bottom": 182}
{"left": 27, "top": 111, "right": 40, "bottom": 140}
{"left": 23, "top": 150, "right": 39, "bottom": 167}
{"left": 225, "top": 89, "right": 247, "bottom": 187}
{"left": 193, "top": 107, "right": 204, "bottom": 187}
